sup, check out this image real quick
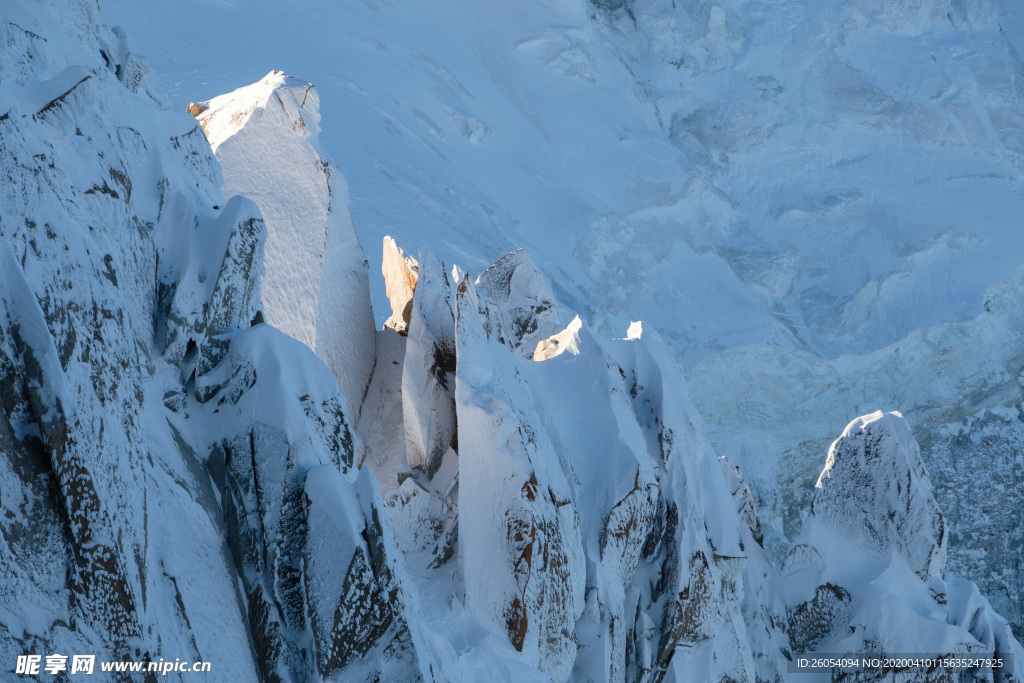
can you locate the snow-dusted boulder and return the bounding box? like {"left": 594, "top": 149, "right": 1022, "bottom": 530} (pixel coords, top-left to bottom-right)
{"left": 194, "top": 70, "right": 376, "bottom": 419}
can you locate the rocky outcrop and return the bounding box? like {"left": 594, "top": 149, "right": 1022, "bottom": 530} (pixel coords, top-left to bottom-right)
{"left": 382, "top": 236, "right": 420, "bottom": 334}
{"left": 811, "top": 411, "right": 947, "bottom": 580}
{"left": 397, "top": 247, "right": 792, "bottom": 682}
{"left": 782, "top": 411, "right": 1023, "bottom": 681}
{"left": 720, "top": 457, "right": 763, "bottom": 548}
{"left": 201, "top": 326, "right": 434, "bottom": 682}
{"left": 158, "top": 195, "right": 266, "bottom": 382}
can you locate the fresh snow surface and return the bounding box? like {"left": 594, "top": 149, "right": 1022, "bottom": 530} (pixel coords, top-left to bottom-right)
{"left": 104, "top": 0, "right": 1024, "bottom": 363}
{"left": 193, "top": 70, "right": 376, "bottom": 418}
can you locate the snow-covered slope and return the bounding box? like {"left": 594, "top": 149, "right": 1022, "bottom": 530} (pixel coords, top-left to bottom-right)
{"left": 105, "top": 0, "right": 1024, "bottom": 364}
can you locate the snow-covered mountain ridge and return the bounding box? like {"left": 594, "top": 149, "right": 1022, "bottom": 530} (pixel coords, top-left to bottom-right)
{"left": 1, "top": 0, "right": 1022, "bottom": 682}
{"left": 104, "top": 0, "right": 1024, "bottom": 644}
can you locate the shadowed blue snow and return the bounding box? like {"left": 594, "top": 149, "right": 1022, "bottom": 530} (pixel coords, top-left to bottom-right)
{"left": 105, "top": 0, "right": 1024, "bottom": 365}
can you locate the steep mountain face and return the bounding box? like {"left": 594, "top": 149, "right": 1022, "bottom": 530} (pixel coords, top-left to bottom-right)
{"left": 3, "top": 1, "right": 1023, "bottom": 682}
{"left": 0, "top": 2, "right": 422, "bottom": 680}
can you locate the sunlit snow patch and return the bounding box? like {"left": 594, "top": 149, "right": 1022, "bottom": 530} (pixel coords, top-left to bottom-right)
{"left": 532, "top": 315, "right": 582, "bottom": 361}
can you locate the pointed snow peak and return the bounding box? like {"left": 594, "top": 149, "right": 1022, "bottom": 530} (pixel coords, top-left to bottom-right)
{"left": 194, "top": 70, "right": 319, "bottom": 150}
{"left": 474, "top": 249, "right": 565, "bottom": 358}
{"left": 811, "top": 410, "right": 947, "bottom": 579}
{"left": 475, "top": 249, "right": 552, "bottom": 309}
{"left": 194, "top": 72, "right": 376, "bottom": 419}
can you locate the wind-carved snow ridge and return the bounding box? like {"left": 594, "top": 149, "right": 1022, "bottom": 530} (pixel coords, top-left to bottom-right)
{"left": 190, "top": 70, "right": 376, "bottom": 420}
{"left": 782, "top": 411, "right": 1024, "bottom": 680}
